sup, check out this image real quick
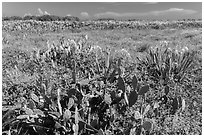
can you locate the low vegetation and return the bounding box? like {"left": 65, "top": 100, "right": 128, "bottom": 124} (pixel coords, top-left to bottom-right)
{"left": 2, "top": 20, "right": 202, "bottom": 135}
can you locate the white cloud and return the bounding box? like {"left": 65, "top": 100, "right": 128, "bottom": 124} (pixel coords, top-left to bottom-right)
{"left": 169, "top": 8, "right": 184, "bottom": 11}
{"left": 95, "top": 11, "right": 147, "bottom": 18}
{"left": 94, "top": 8, "right": 197, "bottom": 18}
{"left": 37, "top": 8, "right": 51, "bottom": 16}
{"left": 80, "top": 12, "right": 89, "bottom": 18}
{"left": 44, "top": 11, "right": 50, "bottom": 15}
{"left": 151, "top": 8, "right": 197, "bottom": 15}
{"left": 24, "top": 13, "right": 32, "bottom": 17}
{"left": 38, "top": 8, "right": 44, "bottom": 15}
{"left": 66, "top": 14, "right": 72, "bottom": 16}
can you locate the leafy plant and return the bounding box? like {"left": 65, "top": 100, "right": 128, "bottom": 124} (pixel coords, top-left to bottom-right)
{"left": 2, "top": 31, "right": 201, "bottom": 135}
{"left": 137, "top": 46, "right": 195, "bottom": 86}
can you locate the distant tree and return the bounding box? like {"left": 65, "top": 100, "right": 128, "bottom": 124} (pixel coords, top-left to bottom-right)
{"left": 11, "top": 16, "right": 23, "bottom": 20}
{"left": 36, "top": 15, "right": 53, "bottom": 21}
{"left": 62, "top": 16, "right": 80, "bottom": 21}
{"left": 95, "top": 18, "right": 116, "bottom": 21}
{"left": 51, "top": 15, "right": 64, "bottom": 21}
{"left": 35, "top": 15, "right": 79, "bottom": 21}
{"left": 23, "top": 15, "right": 37, "bottom": 20}
{"left": 2, "top": 16, "right": 22, "bottom": 21}
{"left": 2, "top": 14, "right": 80, "bottom": 22}
{"left": 2, "top": 16, "right": 11, "bottom": 21}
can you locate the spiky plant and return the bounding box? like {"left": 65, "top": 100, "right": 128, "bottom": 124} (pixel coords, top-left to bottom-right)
{"left": 137, "top": 46, "right": 195, "bottom": 86}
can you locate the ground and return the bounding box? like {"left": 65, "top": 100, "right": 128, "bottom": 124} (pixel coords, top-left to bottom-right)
{"left": 2, "top": 21, "right": 202, "bottom": 135}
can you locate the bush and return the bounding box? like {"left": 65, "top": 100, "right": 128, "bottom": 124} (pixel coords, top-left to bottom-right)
{"left": 2, "top": 34, "right": 202, "bottom": 135}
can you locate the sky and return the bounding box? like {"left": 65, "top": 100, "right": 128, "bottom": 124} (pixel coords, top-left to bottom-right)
{"left": 2, "top": 2, "right": 202, "bottom": 20}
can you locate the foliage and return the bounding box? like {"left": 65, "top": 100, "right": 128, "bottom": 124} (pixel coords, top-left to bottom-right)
{"left": 2, "top": 20, "right": 202, "bottom": 34}
{"left": 137, "top": 44, "right": 195, "bottom": 86}
{"left": 2, "top": 23, "right": 202, "bottom": 135}
{"left": 2, "top": 15, "right": 80, "bottom": 22}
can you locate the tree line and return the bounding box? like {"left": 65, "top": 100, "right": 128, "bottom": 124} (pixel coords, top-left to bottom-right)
{"left": 2, "top": 15, "right": 80, "bottom": 21}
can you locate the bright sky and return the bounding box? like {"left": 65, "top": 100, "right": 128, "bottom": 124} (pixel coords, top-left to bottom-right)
{"left": 2, "top": 1, "right": 202, "bottom": 20}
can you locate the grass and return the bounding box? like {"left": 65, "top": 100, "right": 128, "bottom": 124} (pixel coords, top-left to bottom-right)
{"left": 2, "top": 21, "right": 202, "bottom": 135}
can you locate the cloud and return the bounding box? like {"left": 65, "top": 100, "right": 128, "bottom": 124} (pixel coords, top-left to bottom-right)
{"left": 44, "top": 11, "right": 50, "bottom": 15}
{"left": 80, "top": 12, "right": 89, "bottom": 18}
{"left": 66, "top": 14, "right": 72, "bottom": 16}
{"left": 24, "top": 13, "right": 32, "bottom": 17}
{"left": 37, "top": 8, "right": 51, "bottom": 16}
{"left": 94, "top": 8, "right": 197, "bottom": 18}
{"left": 95, "top": 11, "right": 148, "bottom": 18}
{"left": 151, "top": 8, "right": 197, "bottom": 15}
{"left": 38, "top": 8, "right": 44, "bottom": 15}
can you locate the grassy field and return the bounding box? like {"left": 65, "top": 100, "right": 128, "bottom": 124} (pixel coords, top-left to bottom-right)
{"left": 2, "top": 21, "right": 202, "bottom": 135}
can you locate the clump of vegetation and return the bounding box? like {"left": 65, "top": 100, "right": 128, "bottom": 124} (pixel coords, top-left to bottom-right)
{"left": 2, "top": 20, "right": 202, "bottom": 135}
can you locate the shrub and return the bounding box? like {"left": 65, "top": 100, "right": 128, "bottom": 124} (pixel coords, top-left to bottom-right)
{"left": 2, "top": 34, "right": 201, "bottom": 135}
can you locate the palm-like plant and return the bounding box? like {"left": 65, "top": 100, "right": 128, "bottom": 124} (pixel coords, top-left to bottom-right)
{"left": 137, "top": 46, "right": 195, "bottom": 86}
